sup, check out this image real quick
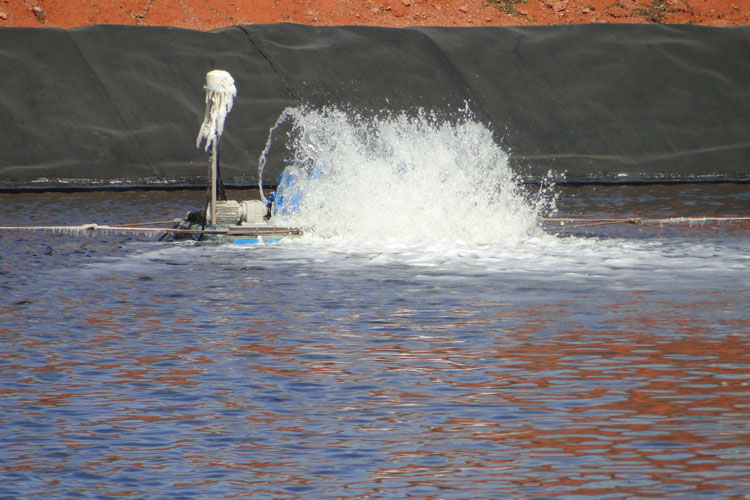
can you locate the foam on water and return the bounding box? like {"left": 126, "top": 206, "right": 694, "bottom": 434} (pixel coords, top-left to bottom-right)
{"left": 264, "top": 107, "right": 552, "bottom": 245}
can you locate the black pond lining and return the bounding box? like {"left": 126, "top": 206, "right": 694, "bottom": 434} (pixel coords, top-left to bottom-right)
{"left": 0, "top": 24, "right": 748, "bottom": 190}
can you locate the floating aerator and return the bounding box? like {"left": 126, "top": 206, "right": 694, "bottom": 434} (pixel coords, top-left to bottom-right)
{"left": 196, "top": 70, "right": 237, "bottom": 225}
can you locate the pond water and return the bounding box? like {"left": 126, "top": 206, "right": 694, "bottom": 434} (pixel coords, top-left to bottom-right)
{"left": 1, "top": 182, "right": 749, "bottom": 499}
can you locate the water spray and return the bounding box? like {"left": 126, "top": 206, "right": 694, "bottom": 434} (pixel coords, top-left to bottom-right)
{"left": 196, "top": 69, "right": 236, "bottom": 225}
{"left": 257, "top": 108, "right": 293, "bottom": 204}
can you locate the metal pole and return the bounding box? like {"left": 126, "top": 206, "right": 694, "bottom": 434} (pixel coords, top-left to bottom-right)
{"left": 210, "top": 142, "right": 217, "bottom": 225}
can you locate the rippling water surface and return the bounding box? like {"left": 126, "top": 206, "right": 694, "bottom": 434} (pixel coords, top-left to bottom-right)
{"left": 1, "top": 183, "right": 749, "bottom": 499}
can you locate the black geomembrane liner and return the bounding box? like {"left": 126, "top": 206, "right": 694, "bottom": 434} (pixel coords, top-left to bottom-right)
{"left": 1, "top": 24, "right": 748, "bottom": 189}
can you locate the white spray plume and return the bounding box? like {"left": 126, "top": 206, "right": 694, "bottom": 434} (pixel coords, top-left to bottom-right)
{"left": 268, "top": 107, "right": 549, "bottom": 245}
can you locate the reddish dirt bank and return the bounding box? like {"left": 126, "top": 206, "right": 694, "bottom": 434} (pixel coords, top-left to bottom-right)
{"left": 1, "top": 0, "right": 747, "bottom": 29}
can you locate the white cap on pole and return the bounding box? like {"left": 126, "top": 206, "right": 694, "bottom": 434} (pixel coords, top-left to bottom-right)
{"left": 196, "top": 70, "right": 237, "bottom": 151}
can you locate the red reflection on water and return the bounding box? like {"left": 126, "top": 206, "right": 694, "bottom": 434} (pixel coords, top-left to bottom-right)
{"left": 2, "top": 280, "right": 749, "bottom": 497}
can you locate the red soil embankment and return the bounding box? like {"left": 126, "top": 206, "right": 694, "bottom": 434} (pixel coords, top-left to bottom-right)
{"left": 1, "top": 0, "right": 747, "bottom": 30}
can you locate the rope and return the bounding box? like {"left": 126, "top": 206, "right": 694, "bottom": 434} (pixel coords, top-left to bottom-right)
{"left": 108, "top": 220, "right": 176, "bottom": 227}
{"left": 0, "top": 223, "right": 301, "bottom": 236}
{"left": 542, "top": 215, "right": 750, "bottom": 227}
{"left": 0, "top": 224, "right": 214, "bottom": 235}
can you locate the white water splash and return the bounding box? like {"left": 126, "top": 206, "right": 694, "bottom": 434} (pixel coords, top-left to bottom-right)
{"left": 266, "top": 107, "right": 552, "bottom": 245}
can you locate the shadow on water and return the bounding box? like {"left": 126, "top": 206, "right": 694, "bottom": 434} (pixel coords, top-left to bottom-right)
{"left": 1, "top": 185, "right": 749, "bottom": 498}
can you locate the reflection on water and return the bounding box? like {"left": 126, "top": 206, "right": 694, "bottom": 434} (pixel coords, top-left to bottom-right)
{"left": 1, "top": 185, "right": 749, "bottom": 499}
